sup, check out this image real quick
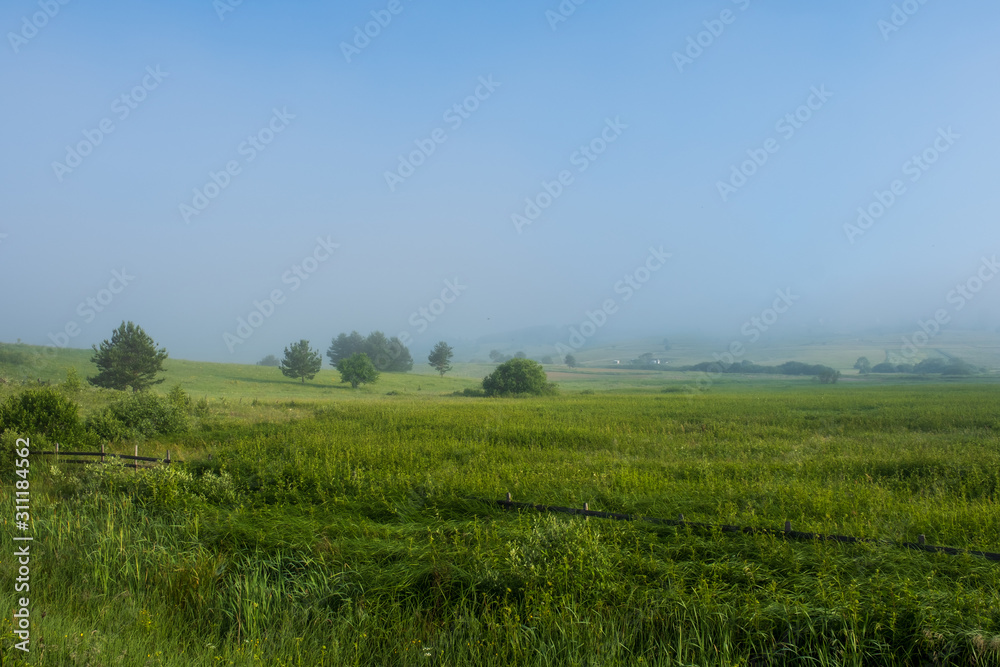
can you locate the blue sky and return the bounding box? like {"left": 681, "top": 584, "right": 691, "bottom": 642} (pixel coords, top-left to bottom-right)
{"left": 1, "top": 0, "right": 998, "bottom": 363}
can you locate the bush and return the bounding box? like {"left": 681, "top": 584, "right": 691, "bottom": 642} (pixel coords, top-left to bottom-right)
{"left": 451, "top": 387, "right": 486, "bottom": 397}
{"left": 193, "top": 397, "right": 210, "bottom": 417}
{"left": 0, "top": 429, "right": 29, "bottom": 474}
{"left": 257, "top": 354, "right": 280, "bottom": 367}
{"left": 62, "top": 367, "right": 83, "bottom": 394}
{"left": 482, "top": 358, "right": 557, "bottom": 397}
{"left": 168, "top": 384, "right": 191, "bottom": 411}
{"left": 0, "top": 388, "right": 81, "bottom": 443}
{"left": 86, "top": 392, "right": 188, "bottom": 442}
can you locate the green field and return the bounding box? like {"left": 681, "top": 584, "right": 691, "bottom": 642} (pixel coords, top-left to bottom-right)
{"left": 2, "top": 344, "right": 1000, "bottom": 665}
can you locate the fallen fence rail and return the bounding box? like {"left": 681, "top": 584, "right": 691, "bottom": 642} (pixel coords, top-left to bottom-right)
{"left": 471, "top": 493, "right": 1000, "bottom": 563}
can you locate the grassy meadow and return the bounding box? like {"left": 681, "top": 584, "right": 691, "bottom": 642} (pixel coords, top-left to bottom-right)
{"left": 1, "top": 343, "right": 1000, "bottom": 665}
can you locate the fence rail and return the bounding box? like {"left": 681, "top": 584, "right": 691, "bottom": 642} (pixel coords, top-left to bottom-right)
{"left": 36, "top": 443, "right": 177, "bottom": 471}
{"left": 476, "top": 493, "right": 1000, "bottom": 563}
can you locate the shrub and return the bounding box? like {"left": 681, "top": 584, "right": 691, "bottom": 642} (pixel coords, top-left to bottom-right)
{"left": 0, "top": 388, "right": 81, "bottom": 443}
{"left": 193, "top": 397, "right": 210, "bottom": 417}
{"left": 0, "top": 429, "right": 28, "bottom": 474}
{"left": 482, "top": 358, "right": 557, "bottom": 397}
{"left": 451, "top": 387, "right": 486, "bottom": 397}
{"left": 86, "top": 392, "right": 188, "bottom": 442}
{"left": 62, "top": 367, "right": 83, "bottom": 394}
{"left": 257, "top": 354, "right": 280, "bottom": 367}
{"left": 168, "top": 384, "right": 192, "bottom": 411}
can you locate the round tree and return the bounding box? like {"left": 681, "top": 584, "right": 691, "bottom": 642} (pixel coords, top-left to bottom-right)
{"left": 482, "top": 358, "right": 554, "bottom": 397}
{"left": 89, "top": 321, "right": 168, "bottom": 392}
{"left": 280, "top": 340, "right": 322, "bottom": 383}
{"left": 337, "top": 352, "right": 379, "bottom": 389}
{"left": 428, "top": 341, "right": 454, "bottom": 377}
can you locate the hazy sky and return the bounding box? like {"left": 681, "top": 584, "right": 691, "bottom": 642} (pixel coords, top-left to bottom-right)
{"left": 2, "top": 0, "right": 998, "bottom": 363}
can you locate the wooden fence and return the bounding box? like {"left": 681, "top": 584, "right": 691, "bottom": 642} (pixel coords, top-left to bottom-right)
{"left": 35, "top": 442, "right": 177, "bottom": 471}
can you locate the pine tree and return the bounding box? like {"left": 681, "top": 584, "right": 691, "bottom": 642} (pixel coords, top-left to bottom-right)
{"left": 428, "top": 341, "right": 454, "bottom": 376}
{"left": 88, "top": 321, "right": 168, "bottom": 392}
{"left": 280, "top": 340, "right": 322, "bottom": 383}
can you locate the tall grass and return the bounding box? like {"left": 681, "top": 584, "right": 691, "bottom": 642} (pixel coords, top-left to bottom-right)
{"left": 2, "top": 383, "right": 999, "bottom": 665}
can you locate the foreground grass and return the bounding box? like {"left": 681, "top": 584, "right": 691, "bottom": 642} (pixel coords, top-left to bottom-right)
{"left": 2, "top": 383, "right": 1000, "bottom": 665}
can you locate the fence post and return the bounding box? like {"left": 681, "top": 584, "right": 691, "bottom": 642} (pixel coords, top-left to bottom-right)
{"left": 166, "top": 450, "right": 170, "bottom": 465}
{"left": 919, "top": 534, "right": 926, "bottom": 545}
{"left": 784, "top": 521, "right": 792, "bottom": 535}
{"left": 506, "top": 492, "right": 511, "bottom": 503}
{"left": 55, "top": 442, "right": 59, "bottom": 462}
{"left": 134, "top": 444, "right": 138, "bottom": 472}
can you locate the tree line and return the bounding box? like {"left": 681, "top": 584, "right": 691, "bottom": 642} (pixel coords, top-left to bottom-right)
{"left": 272, "top": 334, "right": 457, "bottom": 388}
{"left": 680, "top": 359, "right": 842, "bottom": 383}
{"left": 79, "top": 322, "right": 456, "bottom": 393}
{"left": 854, "top": 356, "right": 978, "bottom": 376}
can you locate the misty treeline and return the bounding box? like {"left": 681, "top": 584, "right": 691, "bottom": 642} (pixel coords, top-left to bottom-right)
{"left": 325, "top": 331, "right": 413, "bottom": 372}
{"left": 680, "top": 359, "right": 842, "bottom": 382}
{"left": 489, "top": 349, "right": 527, "bottom": 364}
{"left": 864, "top": 357, "right": 979, "bottom": 376}
{"left": 258, "top": 332, "right": 413, "bottom": 372}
